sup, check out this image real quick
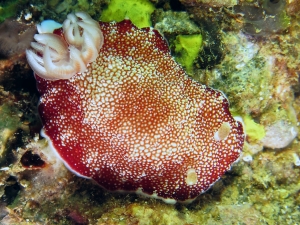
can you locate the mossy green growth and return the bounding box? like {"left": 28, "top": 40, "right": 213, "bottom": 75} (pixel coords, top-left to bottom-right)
{"left": 0, "top": 0, "right": 19, "bottom": 23}
{"left": 77, "top": 0, "right": 90, "bottom": 12}
{"left": 260, "top": 104, "right": 297, "bottom": 127}
{"left": 0, "top": 102, "right": 22, "bottom": 160}
{"left": 243, "top": 115, "right": 265, "bottom": 141}
{"left": 173, "top": 34, "right": 203, "bottom": 73}
{"left": 0, "top": 103, "right": 21, "bottom": 135}
{"left": 100, "top": 0, "right": 155, "bottom": 28}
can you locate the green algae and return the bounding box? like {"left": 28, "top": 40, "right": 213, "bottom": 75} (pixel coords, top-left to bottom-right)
{"left": 243, "top": 115, "right": 266, "bottom": 141}
{"left": 172, "top": 34, "right": 203, "bottom": 73}
{"left": 200, "top": 31, "right": 273, "bottom": 116}
{"left": 0, "top": 103, "right": 22, "bottom": 163}
{"left": 260, "top": 103, "right": 298, "bottom": 126}
{"left": 215, "top": 55, "right": 272, "bottom": 115}
{"left": 0, "top": 103, "right": 21, "bottom": 135}
{"left": 100, "top": 0, "right": 155, "bottom": 28}
{"left": 0, "top": 0, "right": 19, "bottom": 23}
{"left": 152, "top": 10, "right": 203, "bottom": 73}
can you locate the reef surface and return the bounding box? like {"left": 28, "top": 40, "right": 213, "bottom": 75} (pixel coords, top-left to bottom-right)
{"left": 0, "top": 0, "right": 299, "bottom": 224}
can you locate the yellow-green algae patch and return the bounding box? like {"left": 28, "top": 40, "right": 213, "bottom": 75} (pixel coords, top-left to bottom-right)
{"left": 100, "top": 0, "right": 155, "bottom": 28}
{"left": 243, "top": 115, "right": 266, "bottom": 141}
{"left": 173, "top": 34, "right": 203, "bottom": 73}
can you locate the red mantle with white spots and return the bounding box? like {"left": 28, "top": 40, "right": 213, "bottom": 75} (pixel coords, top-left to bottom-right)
{"left": 36, "top": 20, "right": 244, "bottom": 203}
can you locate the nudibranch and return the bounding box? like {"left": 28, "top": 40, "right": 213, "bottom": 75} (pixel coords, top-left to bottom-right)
{"left": 26, "top": 12, "right": 244, "bottom": 203}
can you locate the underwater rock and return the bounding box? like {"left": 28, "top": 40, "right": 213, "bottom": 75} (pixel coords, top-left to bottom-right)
{"left": 179, "top": 0, "right": 237, "bottom": 8}
{"left": 261, "top": 120, "right": 298, "bottom": 149}
{"left": 0, "top": 19, "right": 36, "bottom": 59}
{"left": 234, "top": 0, "right": 290, "bottom": 36}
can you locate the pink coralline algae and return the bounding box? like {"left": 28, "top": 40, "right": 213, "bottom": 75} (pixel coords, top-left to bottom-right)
{"left": 26, "top": 12, "right": 244, "bottom": 203}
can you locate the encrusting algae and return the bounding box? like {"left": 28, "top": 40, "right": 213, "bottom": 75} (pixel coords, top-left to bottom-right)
{"left": 0, "top": 0, "right": 299, "bottom": 224}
